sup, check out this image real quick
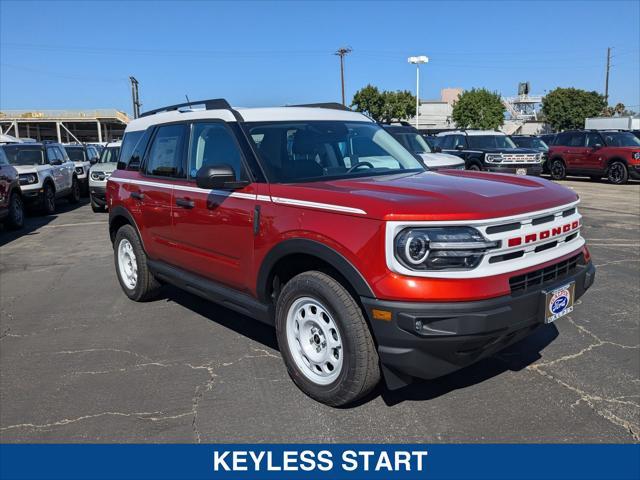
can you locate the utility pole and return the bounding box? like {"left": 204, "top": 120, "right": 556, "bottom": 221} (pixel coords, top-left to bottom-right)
{"left": 335, "top": 47, "right": 352, "bottom": 105}
{"left": 129, "top": 76, "right": 141, "bottom": 118}
{"left": 604, "top": 47, "right": 611, "bottom": 105}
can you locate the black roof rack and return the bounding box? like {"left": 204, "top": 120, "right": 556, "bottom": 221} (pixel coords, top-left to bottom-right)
{"left": 288, "top": 102, "right": 352, "bottom": 111}
{"left": 140, "top": 98, "right": 233, "bottom": 118}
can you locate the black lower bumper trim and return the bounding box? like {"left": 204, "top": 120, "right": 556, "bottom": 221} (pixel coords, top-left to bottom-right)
{"left": 486, "top": 165, "right": 543, "bottom": 176}
{"left": 361, "top": 260, "right": 595, "bottom": 388}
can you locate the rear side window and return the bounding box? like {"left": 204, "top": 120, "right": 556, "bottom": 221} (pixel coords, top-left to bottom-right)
{"left": 440, "top": 135, "right": 454, "bottom": 149}
{"left": 554, "top": 132, "right": 571, "bottom": 146}
{"left": 145, "top": 124, "right": 187, "bottom": 178}
{"left": 118, "top": 130, "right": 145, "bottom": 170}
{"left": 188, "top": 122, "right": 244, "bottom": 180}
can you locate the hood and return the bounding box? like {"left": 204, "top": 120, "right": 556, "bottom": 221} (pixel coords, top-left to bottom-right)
{"left": 11, "top": 165, "right": 40, "bottom": 174}
{"left": 90, "top": 162, "right": 117, "bottom": 173}
{"left": 268, "top": 171, "right": 578, "bottom": 221}
{"left": 419, "top": 152, "right": 465, "bottom": 169}
{"left": 481, "top": 147, "right": 538, "bottom": 154}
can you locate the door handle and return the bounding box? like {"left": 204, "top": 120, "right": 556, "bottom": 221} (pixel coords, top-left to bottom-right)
{"left": 130, "top": 191, "right": 145, "bottom": 200}
{"left": 175, "top": 197, "right": 195, "bottom": 209}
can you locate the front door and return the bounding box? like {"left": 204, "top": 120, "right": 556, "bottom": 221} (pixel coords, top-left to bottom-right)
{"left": 46, "top": 147, "right": 65, "bottom": 192}
{"left": 584, "top": 131, "right": 605, "bottom": 170}
{"left": 564, "top": 132, "right": 588, "bottom": 171}
{"left": 170, "top": 121, "right": 256, "bottom": 293}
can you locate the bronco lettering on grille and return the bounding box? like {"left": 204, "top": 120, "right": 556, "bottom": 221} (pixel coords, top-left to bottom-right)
{"left": 507, "top": 221, "right": 580, "bottom": 247}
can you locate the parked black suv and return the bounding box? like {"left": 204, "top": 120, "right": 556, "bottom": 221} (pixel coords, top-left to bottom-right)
{"left": 436, "top": 130, "right": 544, "bottom": 175}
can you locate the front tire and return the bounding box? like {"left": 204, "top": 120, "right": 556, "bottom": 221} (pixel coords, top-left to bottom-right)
{"left": 6, "top": 192, "right": 24, "bottom": 230}
{"left": 41, "top": 182, "right": 56, "bottom": 215}
{"left": 608, "top": 161, "right": 628, "bottom": 185}
{"left": 550, "top": 159, "right": 567, "bottom": 180}
{"left": 114, "top": 224, "right": 161, "bottom": 302}
{"left": 467, "top": 164, "right": 481, "bottom": 171}
{"left": 275, "top": 271, "right": 380, "bottom": 407}
{"left": 68, "top": 177, "right": 80, "bottom": 203}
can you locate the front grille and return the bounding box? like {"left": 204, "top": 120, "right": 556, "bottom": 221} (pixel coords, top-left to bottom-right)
{"left": 500, "top": 154, "right": 539, "bottom": 164}
{"left": 509, "top": 253, "right": 582, "bottom": 293}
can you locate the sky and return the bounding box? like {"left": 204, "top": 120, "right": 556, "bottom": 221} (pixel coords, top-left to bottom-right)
{"left": 1, "top": 0, "right": 639, "bottom": 117}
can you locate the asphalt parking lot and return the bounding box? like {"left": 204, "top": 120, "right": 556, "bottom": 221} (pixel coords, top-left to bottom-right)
{"left": 1, "top": 178, "right": 638, "bottom": 443}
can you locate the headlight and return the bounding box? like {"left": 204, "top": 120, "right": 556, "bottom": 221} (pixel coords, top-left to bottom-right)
{"left": 394, "top": 227, "right": 499, "bottom": 271}
{"left": 91, "top": 171, "right": 105, "bottom": 181}
{"left": 75, "top": 166, "right": 85, "bottom": 175}
{"left": 485, "top": 154, "right": 503, "bottom": 163}
{"left": 632, "top": 152, "right": 640, "bottom": 160}
{"left": 19, "top": 173, "right": 38, "bottom": 185}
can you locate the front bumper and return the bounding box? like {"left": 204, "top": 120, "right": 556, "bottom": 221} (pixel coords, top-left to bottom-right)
{"left": 20, "top": 185, "right": 45, "bottom": 204}
{"left": 485, "top": 164, "right": 543, "bottom": 176}
{"left": 629, "top": 164, "right": 640, "bottom": 180}
{"left": 90, "top": 185, "right": 107, "bottom": 206}
{"left": 361, "top": 259, "right": 595, "bottom": 389}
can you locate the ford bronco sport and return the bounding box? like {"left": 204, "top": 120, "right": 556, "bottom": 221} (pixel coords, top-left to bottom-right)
{"left": 108, "top": 99, "right": 595, "bottom": 406}
{"left": 1, "top": 142, "right": 79, "bottom": 214}
{"left": 437, "top": 130, "right": 544, "bottom": 175}
{"left": 89, "top": 141, "right": 121, "bottom": 212}
{"left": 63, "top": 144, "right": 101, "bottom": 195}
{"left": 547, "top": 130, "right": 640, "bottom": 184}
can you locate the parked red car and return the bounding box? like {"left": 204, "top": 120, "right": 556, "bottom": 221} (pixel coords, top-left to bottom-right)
{"left": 108, "top": 99, "right": 595, "bottom": 406}
{"left": 548, "top": 130, "right": 640, "bottom": 184}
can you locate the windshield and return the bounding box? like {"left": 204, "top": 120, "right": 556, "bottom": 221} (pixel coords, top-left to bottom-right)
{"left": 65, "top": 147, "right": 86, "bottom": 162}
{"left": 601, "top": 131, "right": 640, "bottom": 147}
{"left": 398, "top": 132, "right": 432, "bottom": 154}
{"left": 243, "top": 121, "right": 424, "bottom": 183}
{"left": 100, "top": 146, "right": 121, "bottom": 163}
{"left": 1, "top": 145, "right": 45, "bottom": 166}
{"left": 467, "top": 135, "right": 517, "bottom": 149}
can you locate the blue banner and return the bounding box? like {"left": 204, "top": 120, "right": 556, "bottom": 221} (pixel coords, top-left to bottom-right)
{"left": 1, "top": 444, "right": 638, "bottom": 480}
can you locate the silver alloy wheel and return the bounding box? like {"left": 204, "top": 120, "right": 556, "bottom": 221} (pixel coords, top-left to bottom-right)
{"left": 286, "top": 296, "right": 343, "bottom": 385}
{"left": 609, "top": 163, "right": 625, "bottom": 183}
{"left": 117, "top": 238, "right": 138, "bottom": 290}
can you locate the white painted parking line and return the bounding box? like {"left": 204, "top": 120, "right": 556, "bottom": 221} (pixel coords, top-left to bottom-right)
{"left": 40, "top": 221, "right": 107, "bottom": 229}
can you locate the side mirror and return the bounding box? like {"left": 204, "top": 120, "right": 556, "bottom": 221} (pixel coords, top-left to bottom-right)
{"left": 592, "top": 143, "right": 602, "bottom": 150}
{"left": 455, "top": 144, "right": 464, "bottom": 150}
{"left": 90, "top": 157, "right": 99, "bottom": 165}
{"left": 49, "top": 159, "right": 62, "bottom": 166}
{"left": 196, "top": 164, "right": 239, "bottom": 190}
{"left": 433, "top": 146, "right": 442, "bottom": 153}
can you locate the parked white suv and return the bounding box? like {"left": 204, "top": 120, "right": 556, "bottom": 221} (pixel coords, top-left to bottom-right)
{"left": 63, "top": 144, "right": 100, "bottom": 195}
{"left": 89, "top": 141, "right": 121, "bottom": 212}
{"left": 381, "top": 124, "right": 465, "bottom": 170}
{"left": 0, "top": 142, "right": 79, "bottom": 214}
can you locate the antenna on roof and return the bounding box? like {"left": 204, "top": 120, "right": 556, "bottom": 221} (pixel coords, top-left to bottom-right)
{"left": 185, "top": 95, "right": 192, "bottom": 109}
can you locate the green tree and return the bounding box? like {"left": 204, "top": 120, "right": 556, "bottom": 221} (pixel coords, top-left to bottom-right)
{"left": 602, "top": 102, "right": 627, "bottom": 117}
{"left": 351, "top": 84, "right": 385, "bottom": 121}
{"left": 451, "top": 88, "right": 505, "bottom": 129}
{"left": 351, "top": 85, "right": 415, "bottom": 122}
{"left": 542, "top": 87, "right": 606, "bottom": 130}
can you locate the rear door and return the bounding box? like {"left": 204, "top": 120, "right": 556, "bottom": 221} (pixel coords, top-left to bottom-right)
{"left": 564, "top": 132, "right": 588, "bottom": 171}
{"left": 170, "top": 121, "right": 257, "bottom": 292}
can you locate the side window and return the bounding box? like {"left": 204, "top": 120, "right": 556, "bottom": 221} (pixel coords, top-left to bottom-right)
{"left": 118, "top": 130, "right": 146, "bottom": 170}
{"left": 57, "top": 147, "right": 69, "bottom": 162}
{"left": 569, "top": 133, "right": 586, "bottom": 147}
{"left": 46, "top": 147, "right": 59, "bottom": 163}
{"left": 452, "top": 135, "right": 466, "bottom": 149}
{"left": 440, "top": 135, "right": 453, "bottom": 149}
{"left": 0, "top": 148, "right": 8, "bottom": 165}
{"left": 188, "top": 123, "right": 244, "bottom": 180}
{"left": 555, "top": 132, "right": 569, "bottom": 146}
{"left": 586, "top": 132, "right": 602, "bottom": 147}
{"left": 145, "top": 124, "right": 187, "bottom": 178}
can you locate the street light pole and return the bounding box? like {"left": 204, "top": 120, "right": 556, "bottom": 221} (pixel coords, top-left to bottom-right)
{"left": 408, "top": 56, "right": 428, "bottom": 129}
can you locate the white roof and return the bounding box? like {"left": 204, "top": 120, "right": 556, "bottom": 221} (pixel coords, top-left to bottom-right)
{"left": 125, "top": 106, "right": 372, "bottom": 132}
{"left": 437, "top": 130, "right": 505, "bottom": 136}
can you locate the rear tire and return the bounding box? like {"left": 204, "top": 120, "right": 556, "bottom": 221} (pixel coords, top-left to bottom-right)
{"left": 608, "top": 161, "right": 628, "bottom": 185}
{"left": 41, "top": 182, "right": 56, "bottom": 215}
{"left": 114, "top": 224, "right": 161, "bottom": 302}
{"left": 275, "top": 271, "right": 380, "bottom": 407}
{"left": 550, "top": 159, "right": 566, "bottom": 180}
{"left": 6, "top": 191, "right": 24, "bottom": 230}
{"left": 68, "top": 177, "right": 80, "bottom": 204}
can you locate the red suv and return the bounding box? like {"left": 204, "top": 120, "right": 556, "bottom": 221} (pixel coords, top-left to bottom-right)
{"left": 548, "top": 130, "right": 640, "bottom": 184}
{"left": 108, "top": 99, "right": 596, "bottom": 406}
{"left": 0, "top": 146, "right": 24, "bottom": 230}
